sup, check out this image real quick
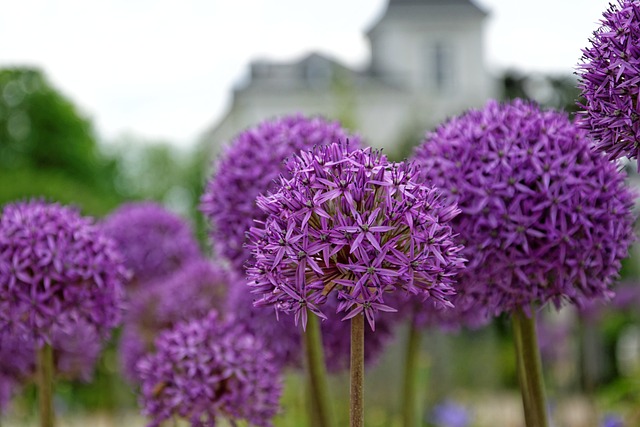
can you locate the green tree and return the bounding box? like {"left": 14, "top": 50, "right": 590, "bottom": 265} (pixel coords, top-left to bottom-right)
{"left": 0, "top": 67, "right": 121, "bottom": 215}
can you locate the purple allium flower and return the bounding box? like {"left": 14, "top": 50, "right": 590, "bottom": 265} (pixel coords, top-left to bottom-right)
{"left": 0, "top": 331, "right": 33, "bottom": 411}
{"left": 396, "top": 292, "right": 490, "bottom": 332}
{"left": 0, "top": 200, "right": 126, "bottom": 344}
{"left": 577, "top": 0, "right": 640, "bottom": 163}
{"left": 229, "top": 274, "right": 396, "bottom": 372}
{"left": 579, "top": 281, "right": 640, "bottom": 321}
{"left": 247, "top": 142, "right": 465, "bottom": 330}
{"left": 602, "top": 413, "right": 625, "bottom": 427}
{"left": 319, "top": 293, "right": 397, "bottom": 372}
{"left": 413, "top": 99, "right": 637, "bottom": 316}
{"left": 51, "top": 315, "right": 102, "bottom": 382}
{"left": 102, "top": 202, "right": 200, "bottom": 288}
{"left": 0, "top": 315, "right": 102, "bottom": 410}
{"left": 120, "top": 258, "right": 229, "bottom": 382}
{"left": 0, "top": 375, "right": 16, "bottom": 412}
{"left": 137, "top": 311, "right": 282, "bottom": 427}
{"left": 430, "top": 400, "right": 470, "bottom": 427}
{"left": 227, "top": 273, "right": 302, "bottom": 369}
{"left": 200, "top": 114, "right": 362, "bottom": 271}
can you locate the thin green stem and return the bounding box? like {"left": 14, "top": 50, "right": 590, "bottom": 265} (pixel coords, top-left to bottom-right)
{"left": 350, "top": 313, "right": 365, "bottom": 427}
{"left": 512, "top": 312, "right": 532, "bottom": 426}
{"left": 401, "top": 319, "right": 422, "bottom": 427}
{"left": 36, "top": 343, "right": 55, "bottom": 427}
{"left": 512, "top": 307, "right": 549, "bottom": 427}
{"left": 304, "top": 313, "right": 336, "bottom": 427}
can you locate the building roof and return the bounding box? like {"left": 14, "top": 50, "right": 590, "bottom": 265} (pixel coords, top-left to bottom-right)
{"left": 367, "top": 0, "right": 487, "bottom": 35}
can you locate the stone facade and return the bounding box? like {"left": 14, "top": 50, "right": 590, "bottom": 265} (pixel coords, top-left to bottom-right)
{"left": 202, "top": 0, "right": 496, "bottom": 159}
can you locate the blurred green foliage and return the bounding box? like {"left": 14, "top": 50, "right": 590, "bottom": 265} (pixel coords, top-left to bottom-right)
{"left": 0, "top": 68, "right": 121, "bottom": 215}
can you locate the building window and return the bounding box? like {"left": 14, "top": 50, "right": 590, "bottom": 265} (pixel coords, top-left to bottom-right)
{"left": 430, "top": 41, "right": 454, "bottom": 93}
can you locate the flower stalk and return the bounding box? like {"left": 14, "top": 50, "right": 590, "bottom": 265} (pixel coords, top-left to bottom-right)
{"left": 512, "top": 307, "right": 549, "bottom": 427}
{"left": 37, "top": 343, "right": 55, "bottom": 427}
{"left": 401, "top": 319, "right": 422, "bottom": 427}
{"left": 350, "top": 313, "right": 365, "bottom": 427}
{"left": 303, "top": 312, "right": 336, "bottom": 427}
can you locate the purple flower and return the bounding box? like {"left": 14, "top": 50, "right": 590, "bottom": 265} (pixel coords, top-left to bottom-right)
{"left": 51, "top": 315, "right": 102, "bottom": 382}
{"left": 200, "top": 114, "right": 362, "bottom": 271}
{"left": 577, "top": 0, "right": 640, "bottom": 163}
{"left": 579, "top": 281, "right": 640, "bottom": 321}
{"left": 102, "top": 202, "right": 200, "bottom": 288}
{"left": 0, "top": 200, "right": 126, "bottom": 344}
{"left": 120, "top": 258, "right": 230, "bottom": 382}
{"left": 226, "top": 273, "right": 302, "bottom": 369}
{"left": 413, "top": 99, "right": 637, "bottom": 317}
{"left": 319, "top": 293, "right": 398, "bottom": 372}
{"left": 137, "top": 311, "right": 282, "bottom": 427}
{"left": 247, "top": 142, "right": 465, "bottom": 330}
{"left": 396, "top": 292, "right": 490, "bottom": 332}
{"left": 0, "top": 375, "right": 17, "bottom": 412}
{"left": 0, "top": 331, "right": 33, "bottom": 411}
{"left": 430, "top": 400, "right": 470, "bottom": 427}
{"left": 602, "top": 414, "right": 625, "bottom": 427}
{"left": 229, "top": 274, "right": 396, "bottom": 372}
{"left": 0, "top": 316, "right": 104, "bottom": 410}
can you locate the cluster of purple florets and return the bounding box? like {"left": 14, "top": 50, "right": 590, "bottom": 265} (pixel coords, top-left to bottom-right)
{"left": 102, "top": 202, "right": 200, "bottom": 287}
{"left": 137, "top": 311, "right": 282, "bottom": 427}
{"left": 0, "top": 200, "right": 126, "bottom": 343}
{"left": 200, "top": 114, "right": 361, "bottom": 271}
{"left": 577, "top": 0, "right": 640, "bottom": 163}
{"left": 248, "top": 141, "right": 465, "bottom": 330}
{"left": 414, "top": 99, "right": 637, "bottom": 316}
{"left": 120, "top": 259, "right": 230, "bottom": 382}
{"left": 0, "top": 331, "right": 34, "bottom": 410}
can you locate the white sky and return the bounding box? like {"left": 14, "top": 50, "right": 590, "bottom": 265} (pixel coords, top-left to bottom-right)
{"left": 0, "top": 0, "right": 609, "bottom": 147}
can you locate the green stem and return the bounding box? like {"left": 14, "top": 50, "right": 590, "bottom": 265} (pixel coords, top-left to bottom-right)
{"left": 304, "top": 313, "right": 336, "bottom": 427}
{"left": 512, "top": 312, "right": 532, "bottom": 426}
{"left": 401, "top": 319, "right": 421, "bottom": 427}
{"left": 512, "top": 307, "right": 549, "bottom": 427}
{"left": 350, "top": 313, "right": 365, "bottom": 427}
{"left": 36, "top": 343, "right": 55, "bottom": 427}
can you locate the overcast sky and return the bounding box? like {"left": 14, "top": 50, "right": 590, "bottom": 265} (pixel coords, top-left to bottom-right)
{"left": 0, "top": 0, "right": 609, "bottom": 147}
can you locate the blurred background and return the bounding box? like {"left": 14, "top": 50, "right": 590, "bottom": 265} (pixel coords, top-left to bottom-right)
{"left": 1, "top": 0, "right": 639, "bottom": 426}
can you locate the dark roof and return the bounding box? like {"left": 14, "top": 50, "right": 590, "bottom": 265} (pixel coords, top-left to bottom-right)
{"left": 389, "top": 0, "right": 484, "bottom": 8}
{"left": 367, "top": 0, "right": 487, "bottom": 35}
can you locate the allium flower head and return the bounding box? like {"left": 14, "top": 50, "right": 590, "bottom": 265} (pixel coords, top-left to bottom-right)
{"left": 577, "top": 0, "right": 640, "bottom": 163}
{"left": 0, "top": 315, "right": 103, "bottom": 401}
{"left": 200, "top": 114, "right": 362, "bottom": 271}
{"left": 0, "top": 331, "right": 33, "bottom": 411}
{"left": 247, "top": 142, "right": 465, "bottom": 330}
{"left": 102, "top": 202, "right": 200, "bottom": 288}
{"left": 227, "top": 273, "right": 302, "bottom": 369}
{"left": 0, "top": 200, "right": 126, "bottom": 343}
{"left": 137, "top": 311, "right": 282, "bottom": 427}
{"left": 430, "top": 400, "right": 471, "bottom": 427}
{"left": 229, "top": 274, "right": 396, "bottom": 372}
{"left": 319, "top": 293, "right": 397, "bottom": 372}
{"left": 414, "top": 99, "right": 637, "bottom": 316}
{"left": 120, "top": 258, "right": 229, "bottom": 382}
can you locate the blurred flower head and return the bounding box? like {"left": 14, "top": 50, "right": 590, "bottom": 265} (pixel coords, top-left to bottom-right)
{"left": 414, "top": 99, "right": 637, "bottom": 317}
{"left": 248, "top": 142, "right": 465, "bottom": 330}
{"left": 602, "top": 413, "right": 625, "bottom": 427}
{"left": 430, "top": 400, "right": 470, "bottom": 427}
{"left": 137, "top": 311, "right": 282, "bottom": 427}
{"left": 577, "top": 0, "right": 640, "bottom": 163}
{"left": 229, "top": 273, "right": 397, "bottom": 372}
{"left": 102, "top": 201, "right": 200, "bottom": 288}
{"left": 200, "top": 114, "right": 361, "bottom": 272}
{"left": 120, "top": 258, "right": 230, "bottom": 382}
{"left": 0, "top": 200, "right": 126, "bottom": 344}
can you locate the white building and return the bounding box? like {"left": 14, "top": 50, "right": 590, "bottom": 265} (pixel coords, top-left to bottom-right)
{"left": 202, "top": 0, "right": 496, "bottom": 158}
